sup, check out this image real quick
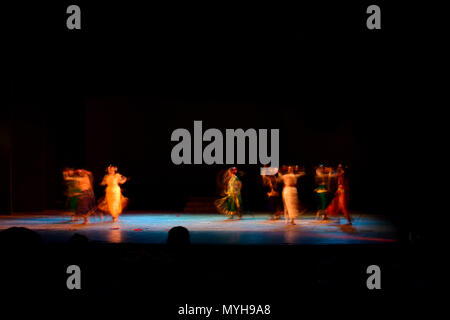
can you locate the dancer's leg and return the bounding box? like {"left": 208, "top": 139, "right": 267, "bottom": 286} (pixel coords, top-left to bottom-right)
{"left": 342, "top": 206, "right": 351, "bottom": 224}
{"left": 316, "top": 210, "right": 321, "bottom": 220}
{"left": 236, "top": 197, "right": 242, "bottom": 220}
{"left": 290, "top": 217, "right": 296, "bottom": 225}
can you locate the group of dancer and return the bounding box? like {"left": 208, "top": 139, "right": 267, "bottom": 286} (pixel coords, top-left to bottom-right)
{"left": 63, "top": 165, "right": 128, "bottom": 223}
{"left": 63, "top": 163, "right": 350, "bottom": 226}
{"left": 216, "top": 164, "right": 352, "bottom": 225}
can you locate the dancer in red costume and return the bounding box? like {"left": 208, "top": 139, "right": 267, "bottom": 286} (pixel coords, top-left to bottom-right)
{"left": 325, "top": 164, "right": 352, "bottom": 225}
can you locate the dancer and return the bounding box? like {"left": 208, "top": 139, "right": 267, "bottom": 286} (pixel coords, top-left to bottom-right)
{"left": 326, "top": 164, "right": 352, "bottom": 224}
{"left": 63, "top": 168, "right": 96, "bottom": 224}
{"left": 63, "top": 168, "right": 80, "bottom": 216}
{"left": 261, "top": 166, "right": 283, "bottom": 220}
{"left": 336, "top": 163, "right": 346, "bottom": 186}
{"left": 279, "top": 166, "right": 305, "bottom": 225}
{"left": 75, "top": 169, "right": 96, "bottom": 223}
{"left": 314, "top": 164, "right": 332, "bottom": 220}
{"left": 98, "top": 165, "right": 128, "bottom": 222}
{"left": 215, "top": 167, "right": 242, "bottom": 219}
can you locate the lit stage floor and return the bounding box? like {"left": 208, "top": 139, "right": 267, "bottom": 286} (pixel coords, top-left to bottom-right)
{"left": 0, "top": 212, "right": 397, "bottom": 245}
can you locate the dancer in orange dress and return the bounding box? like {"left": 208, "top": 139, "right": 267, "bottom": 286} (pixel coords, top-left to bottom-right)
{"left": 98, "top": 165, "right": 128, "bottom": 222}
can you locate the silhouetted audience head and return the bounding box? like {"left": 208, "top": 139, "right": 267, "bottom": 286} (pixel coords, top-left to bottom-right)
{"left": 0, "top": 227, "right": 45, "bottom": 295}
{"left": 0, "top": 227, "right": 43, "bottom": 252}
{"left": 68, "top": 233, "right": 89, "bottom": 246}
{"left": 167, "top": 226, "right": 190, "bottom": 249}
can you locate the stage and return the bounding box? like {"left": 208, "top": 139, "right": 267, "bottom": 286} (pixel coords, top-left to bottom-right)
{"left": 0, "top": 212, "right": 397, "bottom": 245}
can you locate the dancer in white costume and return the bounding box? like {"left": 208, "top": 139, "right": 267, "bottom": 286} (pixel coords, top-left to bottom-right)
{"left": 278, "top": 166, "right": 305, "bottom": 225}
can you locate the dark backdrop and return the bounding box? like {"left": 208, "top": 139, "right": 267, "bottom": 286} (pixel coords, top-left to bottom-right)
{"left": 4, "top": 97, "right": 413, "bottom": 214}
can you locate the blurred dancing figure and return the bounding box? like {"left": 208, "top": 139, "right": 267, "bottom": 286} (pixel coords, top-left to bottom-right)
{"left": 63, "top": 168, "right": 96, "bottom": 224}
{"left": 75, "top": 169, "right": 96, "bottom": 222}
{"left": 279, "top": 166, "right": 305, "bottom": 225}
{"left": 261, "top": 167, "right": 283, "bottom": 220}
{"left": 314, "top": 164, "right": 333, "bottom": 220}
{"left": 215, "top": 167, "right": 242, "bottom": 219}
{"left": 336, "top": 164, "right": 346, "bottom": 186}
{"left": 63, "top": 168, "right": 80, "bottom": 215}
{"left": 326, "top": 164, "right": 352, "bottom": 225}
{"left": 98, "top": 165, "right": 128, "bottom": 222}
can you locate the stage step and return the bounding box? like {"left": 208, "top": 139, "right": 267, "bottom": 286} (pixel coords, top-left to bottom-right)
{"left": 183, "top": 197, "right": 218, "bottom": 213}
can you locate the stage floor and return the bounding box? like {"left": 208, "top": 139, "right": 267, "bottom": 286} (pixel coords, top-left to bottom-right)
{"left": 0, "top": 212, "right": 397, "bottom": 245}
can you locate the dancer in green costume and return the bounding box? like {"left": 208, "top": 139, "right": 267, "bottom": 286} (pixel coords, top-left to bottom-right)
{"left": 215, "top": 167, "right": 243, "bottom": 219}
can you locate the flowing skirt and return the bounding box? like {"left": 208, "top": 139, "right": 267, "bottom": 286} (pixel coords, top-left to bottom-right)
{"left": 326, "top": 195, "right": 349, "bottom": 218}
{"left": 98, "top": 186, "right": 128, "bottom": 218}
{"left": 76, "top": 190, "right": 95, "bottom": 216}
{"left": 282, "top": 186, "right": 301, "bottom": 219}
{"left": 215, "top": 193, "right": 242, "bottom": 216}
{"left": 316, "top": 192, "right": 329, "bottom": 211}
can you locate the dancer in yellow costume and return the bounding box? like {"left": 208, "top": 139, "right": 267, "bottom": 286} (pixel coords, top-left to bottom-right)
{"left": 98, "top": 165, "right": 128, "bottom": 222}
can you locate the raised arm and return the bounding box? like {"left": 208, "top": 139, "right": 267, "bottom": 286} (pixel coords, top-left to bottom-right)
{"left": 118, "top": 174, "right": 127, "bottom": 184}
{"left": 295, "top": 171, "right": 305, "bottom": 178}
